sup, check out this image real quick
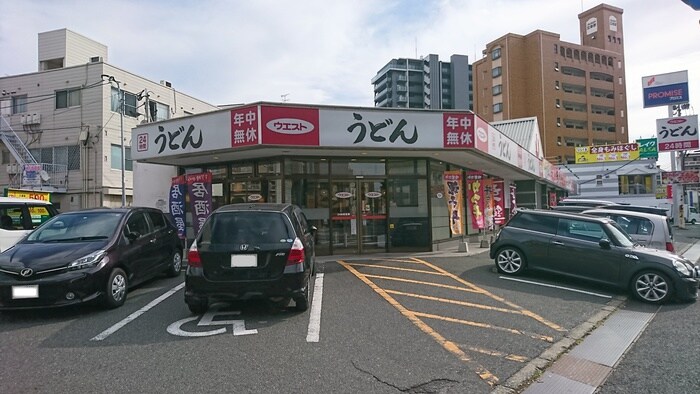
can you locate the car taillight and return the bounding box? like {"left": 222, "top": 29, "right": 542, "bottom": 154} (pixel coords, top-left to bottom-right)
{"left": 188, "top": 240, "right": 202, "bottom": 267}
{"left": 284, "top": 238, "right": 305, "bottom": 273}
{"left": 666, "top": 242, "right": 675, "bottom": 252}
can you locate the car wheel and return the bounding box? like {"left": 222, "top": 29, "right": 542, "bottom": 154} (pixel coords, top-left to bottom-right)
{"left": 495, "top": 247, "right": 526, "bottom": 275}
{"left": 104, "top": 268, "right": 128, "bottom": 309}
{"left": 187, "top": 300, "right": 209, "bottom": 315}
{"left": 165, "top": 251, "right": 182, "bottom": 277}
{"left": 692, "top": 219, "right": 697, "bottom": 225}
{"left": 294, "top": 282, "right": 310, "bottom": 312}
{"left": 631, "top": 271, "right": 673, "bottom": 303}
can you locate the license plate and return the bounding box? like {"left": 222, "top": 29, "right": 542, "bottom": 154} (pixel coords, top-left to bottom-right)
{"left": 231, "top": 254, "right": 257, "bottom": 268}
{"left": 12, "top": 285, "right": 39, "bottom": 299}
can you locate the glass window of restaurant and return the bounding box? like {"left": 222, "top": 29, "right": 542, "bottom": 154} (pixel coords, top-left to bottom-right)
{"left": 387, "top": 159, "right": 430, "bottom": 252}
{"left": 285, "top": 158, "right": 331, "bottom": 255}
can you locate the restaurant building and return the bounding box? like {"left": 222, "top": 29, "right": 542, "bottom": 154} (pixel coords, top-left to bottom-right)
{"left": 132, "top": 102, "right": 574, "bottom": 255}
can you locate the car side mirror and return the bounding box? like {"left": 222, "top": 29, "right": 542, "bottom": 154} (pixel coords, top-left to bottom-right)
{"left": 599, "top": 238, "right": 611, "bottom": 249}
{"left": 310, "top": 225, "right": 318, "bottom": 234}
{"left": 125, "top": 230, "right": 140, "bottom": 241}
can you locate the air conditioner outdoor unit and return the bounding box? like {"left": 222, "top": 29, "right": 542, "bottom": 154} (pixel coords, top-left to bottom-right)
{"left": 160, "top": 80, "right": 172, "bottom": 88}
{"left": 90, "top": 56, "right": 103, "bottom": 63}
{"left": 6, "top": 163, "right": 19, "bottom": 174}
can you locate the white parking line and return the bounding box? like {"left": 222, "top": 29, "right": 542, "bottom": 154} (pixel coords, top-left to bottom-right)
{"left": 499, "top": 276, "right": 612, "bottom": 299}
{"left": 306, "top": 273, "right": 324, "bottom": 343}
{"left": 91, "top": 282, "right": 185, "bottom": 341}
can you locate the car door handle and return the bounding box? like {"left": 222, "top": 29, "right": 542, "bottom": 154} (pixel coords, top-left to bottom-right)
{"left": 149, "top": 238, "right": 157, "bottom": 243}
{"left": 552, "top": 241, "right": 564, "bottom": 246}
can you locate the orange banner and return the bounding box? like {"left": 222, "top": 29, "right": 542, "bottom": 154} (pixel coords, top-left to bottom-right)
{"left": 443, "top": 171, "right": 464, "bottom": 235}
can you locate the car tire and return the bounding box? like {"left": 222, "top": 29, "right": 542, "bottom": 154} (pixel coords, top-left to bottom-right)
{"left": 165, "top": 251, "right": 182, "bottom": 277}
{"left": 691, "top": 219, "right": 697, "bottom": 225}
{"left": 293, "top": 282, "right": 310, "bottom": 312}
{"left": 269, "top": 296, "right": 291, "bottom": 309}
{"left": 495, "top": 247, "right": 526, "bottom": 275}
{"left": 104, "top": 268, "right": 128, "bottom": 309}
{"left": 187, "top": 300, "right": 209, "bottom": 315}
{"left": 631, "top": 271, "right": 673, "bottom": 303}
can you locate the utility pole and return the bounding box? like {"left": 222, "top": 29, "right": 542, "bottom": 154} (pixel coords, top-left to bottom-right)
{"left": 102, "top": 74, "right": 126, "bottom": 207}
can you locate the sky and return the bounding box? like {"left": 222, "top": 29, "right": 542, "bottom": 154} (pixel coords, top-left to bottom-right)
{"left": 1, "top": 0, "right": 698, "bottom": 168}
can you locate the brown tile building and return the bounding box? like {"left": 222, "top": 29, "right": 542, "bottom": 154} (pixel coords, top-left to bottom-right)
{"left": 473, "top": 3, "right": 628, "bottom": 164}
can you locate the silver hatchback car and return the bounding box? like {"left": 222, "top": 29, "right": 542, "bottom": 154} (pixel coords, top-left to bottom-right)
{"left": 582, "top": 209, "right": 675, "bottom": 252}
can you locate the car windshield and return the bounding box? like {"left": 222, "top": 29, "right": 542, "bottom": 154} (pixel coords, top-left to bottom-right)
{"left": 27, "top": 211, "right": 124, "bottom": 242}
{"left": 605, "top": 221, "right": 634, "bottom": 247}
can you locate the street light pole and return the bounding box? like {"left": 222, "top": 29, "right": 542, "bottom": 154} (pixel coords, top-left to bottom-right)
{"left": 102, "top": 74, "right": 126, "bottom": 207}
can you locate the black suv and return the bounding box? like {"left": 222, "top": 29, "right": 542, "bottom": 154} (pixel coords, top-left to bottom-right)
{"left": 490, "top": 210, "right": 699, "bottom": 303}
{"left": 185, "top": 203, "right": 316, "bottom": 314}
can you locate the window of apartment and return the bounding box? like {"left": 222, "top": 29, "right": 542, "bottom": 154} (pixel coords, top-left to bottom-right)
{"left": 492, "top": 84, "right": 502, "bottom": 96}
{"left": 1, "top": 150, "right": 10, "bottom": 164}
{"left": 110, "top": 144, "right": 133, "bottom": 171}
{"left": 491, "top": 47, "right": 501, "bottom": 60}
{"left": 491, "top": 67, "right": 502, "bottom": 78}
{"left": 566, "top": 48, "right": 572, "bottom": 58}
{"left": 574, "top": 50, "right": 580, "bottom": 60}
{"left": 602, "top": 56, "right": 608, "bottom": 66}
{"left": 560, "top": 46, "right": 565, "bottom": 57}
{"left": 148, "top": 101, "right": 170, "bottom": 122}
{"left": 0, "top": 99, "right": 10, "bottom": 117}
{"left": 595, "top": 54, "right": 601, "bottom": 64}
{"left": 28, "top": 145, "right": 80, "bottom": 170}
{"left": 588, "top": 53, "right": 594, "bottom": 62}
{"left": 581, "top": 51, "right": 587, "bottom": 61}
{"left": 554, "top": 44, "right": 558, "bottom": 54}
{"left": 493, "top": 103, "right": 503, "bottom": 113}
{"left": 110, "top": 88, "right": 139, "bottom": 118}
{"left": 12, "top": 95, "right": 27, "bottom": 114}
{"left": 55, "top": 88, "right": 81, "bottom": 109}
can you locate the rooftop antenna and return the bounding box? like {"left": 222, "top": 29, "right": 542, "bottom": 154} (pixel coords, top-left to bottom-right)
{"left": 281, "top": 93, "right": 289, "bottom": 103}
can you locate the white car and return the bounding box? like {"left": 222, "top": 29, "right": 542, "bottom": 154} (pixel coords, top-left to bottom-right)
{"left": 582, "top": 208, "right": 675, "bottom": 252}
{"left": 0, "top": 197, "right": 59, "bottom": 252}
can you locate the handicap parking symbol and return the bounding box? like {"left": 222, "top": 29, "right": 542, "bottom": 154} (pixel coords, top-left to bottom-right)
{"left": 167, "top": 305, "right": 258, "bottom": 337}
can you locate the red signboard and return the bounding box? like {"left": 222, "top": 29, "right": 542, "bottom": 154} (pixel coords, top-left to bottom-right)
{"left": 466, "top": 171, "right": 485, "bottom": 230}
{"left": 260, "top": 105, "right": 320, "bottom": 146}
{"left": 442, "top": 113, "right": 474, "bottom": 148}
{"left": 656, "top": 115, "right": 699, "bottom": 152}
{"left": 662, "top": 170, "right": 700, "bottom": 184}
{"left": 230, "top": 106, "right": 259, "bottom": 147}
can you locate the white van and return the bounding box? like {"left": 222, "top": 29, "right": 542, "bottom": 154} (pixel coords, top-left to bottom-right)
{"left": 686, "top": 206, "right": 700, "bottom": 224}
{"left": 0, "top": 197, "right": 59, "bottom": 252}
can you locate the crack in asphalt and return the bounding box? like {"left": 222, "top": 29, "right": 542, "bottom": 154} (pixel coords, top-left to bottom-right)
{"left": 352, "top": 360, "right": 459, "bottom": 393}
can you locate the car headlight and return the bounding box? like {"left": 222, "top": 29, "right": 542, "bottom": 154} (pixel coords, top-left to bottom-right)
{"left": 68, "top": 250, "right": 108, "bottom": 270}
{"left": 672, "top": 260, "right": 692, "bottom": 277}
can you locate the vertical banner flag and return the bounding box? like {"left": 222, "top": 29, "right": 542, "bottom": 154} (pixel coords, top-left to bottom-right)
{"left": 169, "top": 175, "right": 187, "bottom": 240}
{"left": 509, "top": 184, "right": 517, "bottom": 217}
{"left": 443, "top": 171, "right": 464, "bottom": 236}
{"left": 483, "top": 178, "right": 494, "bottom": 231}
{"left": 549, "top": 191, "right": 557, "bottom": 207}
{"left": 466, "top": 171, "right": 485, "bottom": 230}
{"left": 186, "top": 172, "right": 213, "bottom": 235}
{"left": 492, "top": 180, "right": 506, "bottom": 226}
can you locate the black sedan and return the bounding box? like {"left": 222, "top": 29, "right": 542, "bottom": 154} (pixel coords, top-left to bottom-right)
{"left": 0, "top": 207, "right": 183, "bottom": 310}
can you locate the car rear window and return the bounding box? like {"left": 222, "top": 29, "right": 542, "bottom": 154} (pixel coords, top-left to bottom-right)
{"left": 507, "top": 212, "right": 558, "bottom": 234}
{"left": 199, "top": 212, "right": 291, "bottom": 245}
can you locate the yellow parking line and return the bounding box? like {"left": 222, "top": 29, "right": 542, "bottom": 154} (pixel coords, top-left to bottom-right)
{"left": 413, "top": 311, "right": 554, "bottom": 343}
{"left": 463, "top": 346, "right": 529, "bottom": 363}
{"left": 411, "top": 258, "right": 565, "bottom": 332}
{"left": 363, "top": 274, "right": 481, "bottom": 294}
{"left": 338, "top": 260, "right": 500, "bottom": 387}
{"left": 369, "top": 258, "right": 426, "bottom": 264}
{"left": 346, "top": 263, "right": 448, "bottom": 276}
{"left": 384, "top": 289, "right": 523, "bottom": 315}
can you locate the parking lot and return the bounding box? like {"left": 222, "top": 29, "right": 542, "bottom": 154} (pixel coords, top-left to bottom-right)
{"left": 0, "top": 248, "right": 634, "bottom": 393}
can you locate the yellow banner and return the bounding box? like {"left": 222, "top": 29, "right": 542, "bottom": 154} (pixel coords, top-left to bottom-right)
{"left": 443, "top": 171, "right": 464, "bottom": 236}
{"left": 575, "top": 143, "right": 640, "bottom": 164}
{"left": 7, "top": 189, "right": 52, "bottom": 202}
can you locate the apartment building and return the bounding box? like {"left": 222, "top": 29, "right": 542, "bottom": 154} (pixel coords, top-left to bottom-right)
{"left": 472, "top": 3, "right": 628, "bottom": 163}
{"left": 0, "top": 29, "right": 218, "bottom": 211}
{"left": 372, "top": 54, "right": 472, "bottom": 110}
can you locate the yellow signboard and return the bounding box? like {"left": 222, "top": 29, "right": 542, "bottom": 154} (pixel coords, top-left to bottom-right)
{"left": 575, "top": 143, "right": 640, "bottom": 164}
{"left": 6, "top": 189, "right": 51, "bottom": 202}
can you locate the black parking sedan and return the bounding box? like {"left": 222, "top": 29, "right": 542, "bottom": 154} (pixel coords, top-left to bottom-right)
{"left": 0, "top": 207, "right": 183, "bottom": 310}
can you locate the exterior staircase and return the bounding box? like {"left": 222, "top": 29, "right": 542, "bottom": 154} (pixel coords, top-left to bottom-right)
{"left": 0, "top": 115, "right": 68, "bottom": 192}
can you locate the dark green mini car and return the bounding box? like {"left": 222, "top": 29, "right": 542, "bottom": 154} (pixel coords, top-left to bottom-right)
{"left": 490, "top": 210, "right": 699, "bottom": 303}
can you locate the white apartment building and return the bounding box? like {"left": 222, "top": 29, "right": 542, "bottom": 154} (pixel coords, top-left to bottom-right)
{"left": 0, "top": 29, "right": 218, "bottom": 211}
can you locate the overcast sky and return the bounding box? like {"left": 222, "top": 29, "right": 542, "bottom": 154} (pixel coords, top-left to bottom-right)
{"left": 1, "top": 0, "right": 698, "bottom": 164}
